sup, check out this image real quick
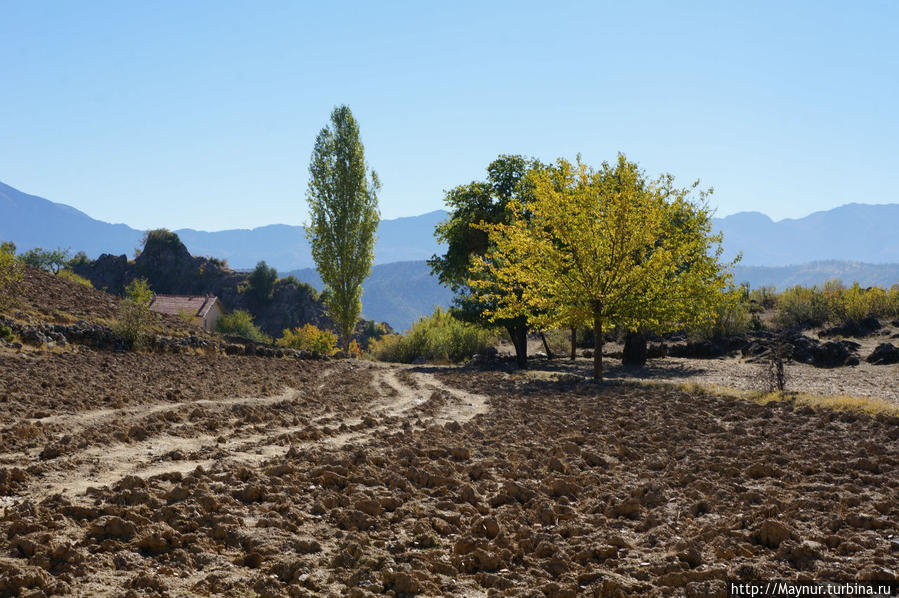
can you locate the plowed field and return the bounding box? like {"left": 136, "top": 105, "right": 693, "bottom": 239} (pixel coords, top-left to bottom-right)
{"left": 1, "top": 351, "right": 897, "bottom": 597}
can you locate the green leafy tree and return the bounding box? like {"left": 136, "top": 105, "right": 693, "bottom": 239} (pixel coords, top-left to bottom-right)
{"left": 428, "top": 155, "right": 542, "bottom": 368}
{"left": 18, "top": 247, "right": 71, "bottom": 274}
{"left": 0, "top": 241, "right": 23, "bottom": 313}
{"left": 306, "top": 105, "right": 380, "bottom": 352}
{"left": 474, "top": 154, "right": 733, "bottom": 380}
{"left": 246, "top": 261, "right": 278, "bottom": 303}
{"left": 115, "top": 278, "right": 154, "bottom": 349}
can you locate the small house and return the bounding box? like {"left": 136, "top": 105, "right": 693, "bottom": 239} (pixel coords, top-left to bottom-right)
{"left": 149, "top": 294, "right": 223, "bottom": 331}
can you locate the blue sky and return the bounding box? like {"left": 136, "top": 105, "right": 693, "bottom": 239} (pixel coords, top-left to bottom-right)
{"left": 1, "top": 1, "right": 896, "bottom": 231}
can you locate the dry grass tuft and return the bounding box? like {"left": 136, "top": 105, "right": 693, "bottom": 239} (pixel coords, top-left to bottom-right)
{"left": 632, "top": 379, "right": 899, "bottom": 417}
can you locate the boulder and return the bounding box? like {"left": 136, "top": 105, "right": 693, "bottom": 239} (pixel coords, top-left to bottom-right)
{"left": 820, "top": 316, "right": 881, "bottom": 338}
{"left": 867, "top": 343, "right": 899, "bottom": 365}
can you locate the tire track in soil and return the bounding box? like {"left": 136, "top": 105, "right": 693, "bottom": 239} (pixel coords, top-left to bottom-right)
{"left": 13, "top": 364, "right": 488, "bottom": 504}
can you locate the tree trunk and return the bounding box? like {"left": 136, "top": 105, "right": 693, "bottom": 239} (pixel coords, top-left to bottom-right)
{"left": 539, "top": 332, "right": 554, "bottom": 359}
{"left": 622, "top": 331, "right": 647, "bottom": 367}
{"left": 507, "top": 324, "right": 528, "bottom": 369}
{"left": 592, "top": 308, "right": 603, "bottom": 381}
{"left": 570, "top": 327, "right": 577, "bottom": 360}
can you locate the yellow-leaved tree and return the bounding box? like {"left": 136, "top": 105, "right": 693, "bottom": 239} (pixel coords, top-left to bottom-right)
{"left": 472, "top": 154, "right": 734, "bottom": 380}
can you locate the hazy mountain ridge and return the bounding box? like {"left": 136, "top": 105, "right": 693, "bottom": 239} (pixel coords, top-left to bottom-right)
{"left": 715, "top": 203, "right": 899, "bottom": 265}
{"left": 4, "top": 179, "right": 899, "bottom": 268}
{"left": 1, "top": 181, "right": 446, "bottom": 271}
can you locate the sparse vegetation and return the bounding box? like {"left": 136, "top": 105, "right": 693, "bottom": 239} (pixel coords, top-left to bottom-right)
{"left": 114, "top": 278, "right": 155, "bottom": 349}
{"left": 0, "top": 241, "right": 23, "bottom": 312}
{"left": 177, "top": 308, "right": 198, "bottom": 324}
{"left": 276, "top": 323, "right": 338, "bottom": 354}
{"left": 216, "top": 309, "right": 272, "bottom": 344}
{"left": 57, "top": 269, "right": 93, "bottom": 288}
{"left": 369, "top": 307, "right": 498, "bottom": 363}
{"left": 17, "top": 246, "right": 71, "bottom": 274}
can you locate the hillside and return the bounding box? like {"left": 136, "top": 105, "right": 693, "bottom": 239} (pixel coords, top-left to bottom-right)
{"left": 70, "top": 231, "right": 329, "bottom": 338}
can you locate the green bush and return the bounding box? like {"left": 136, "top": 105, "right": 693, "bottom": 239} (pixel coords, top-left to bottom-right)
{"left": 276, "top": 324, "right": 338, "bottom": 354}
{"left": 773, "top": 281, "right": 899, "bottom": 329}
{"left": 369, "top": 307, "right": 498, "bottom": 363}
{"left": 691, "top": 289, "right": 752, "bottom": 340}
{"left": 280, "top": 275, "right": 319, "bottom": 302}
{"left": 216, "top": 309, "right": 271, "bottom": 343}
{"left": 68, "top": 250, "right": 90, "bottom": 269}
{"left": 114, "top": 278, "right": 154, "bottom": 349}
{"left": 17, "top": 247, "right": 71, "bottom": 274}
{"left": 246, "top": 261, "right": 277, "bottom": 303}
{"left": 58, "top": 269, "right": 93, "bottom": 288}
{"left": 838, "top": 283, "right": 895, "bottom": 322}
{"left": 774, "top": 284, "right": 834, "bottom": 328}
{"left": 0, "top": 324, "right": 13, "bottom": 342}
{"left": 0, "top": 241, "right": 23, "bottom": 313}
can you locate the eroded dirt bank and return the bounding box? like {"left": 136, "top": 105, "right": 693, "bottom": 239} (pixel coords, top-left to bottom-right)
{"left": 0, "top": 353, "right": 897, "bottom": 596}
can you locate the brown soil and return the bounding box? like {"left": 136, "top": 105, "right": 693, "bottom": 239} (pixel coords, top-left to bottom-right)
{"left": 0, "top": 349, "right": 897, "bottom": 597}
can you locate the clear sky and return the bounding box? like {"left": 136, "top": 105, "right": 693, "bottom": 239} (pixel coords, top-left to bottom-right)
{"left": 1, "top": 1, "right": 897, "bottom": 231}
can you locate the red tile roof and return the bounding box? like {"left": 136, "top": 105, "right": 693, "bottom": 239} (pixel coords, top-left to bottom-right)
{"left": 149, "top": 294, "right": 219, "bottom": 318}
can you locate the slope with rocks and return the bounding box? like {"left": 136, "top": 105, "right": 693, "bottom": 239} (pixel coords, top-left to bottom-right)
{"left": 71, "top": 230, "right": 329, "bottom": 338}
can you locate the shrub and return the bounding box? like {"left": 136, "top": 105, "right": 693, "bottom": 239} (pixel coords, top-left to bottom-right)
{"left": 58, "top": 269, "right": 93, "bottom": 288}
{"left": 177, "top": 308, "right": 198, "bottom": 324}
{"left": 774, "top": 281, "right": 899, "bottom": 329}
{"left": 246, "top": 261, "right": 277, "bottom": 303}
{"left": 838, "top": 283, "right": 894, "bottom": 322}
{"left": 774, "top": 285, "right": 833, "bottom": 329}
{"left": 691, "top": 289, "right": 751, "bottom": 340}
{"left": 115, "top": 278, "right": 154, "bottom": 349}
{"left": 68, "top": 250, "right": 90, "bottom": 269}
{"left": 217, "top": 310, "right": 271, "bottom": 344}
{"left": 276, "top": 324, "right": 338, "bottom": 354}
{"left": 0, "top": 323, "right": 13, "bottom": 342}
{"left": 347, "top": 339, "right": 363, "bottom": 358}
{"left": 17, "top": 247, "right": 71, "bottom": 274}
{"left": 0, "top": 241, "right": 23, "bottom": 313}
{"left": 748, "top": 286, "right": 777, "bottom": 311}
{"left": 369, "top": 307, "right": 498, "bottom": 363}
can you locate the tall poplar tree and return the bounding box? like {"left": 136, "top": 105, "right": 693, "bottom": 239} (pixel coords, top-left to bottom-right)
{"left": 306, "top": 105, "right": 380, "bottom": 351}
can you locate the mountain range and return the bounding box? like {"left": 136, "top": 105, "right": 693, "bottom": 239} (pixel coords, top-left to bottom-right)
{"left": 2, "top": 180, "right": 898, "bottom": 329}
{"left": 0, "top": 181, "right": 445, "bottom": 270}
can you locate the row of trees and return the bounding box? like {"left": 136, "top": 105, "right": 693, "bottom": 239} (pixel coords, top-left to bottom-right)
{"left": 430, "top": 154, "right": 735, "bottom": 380}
